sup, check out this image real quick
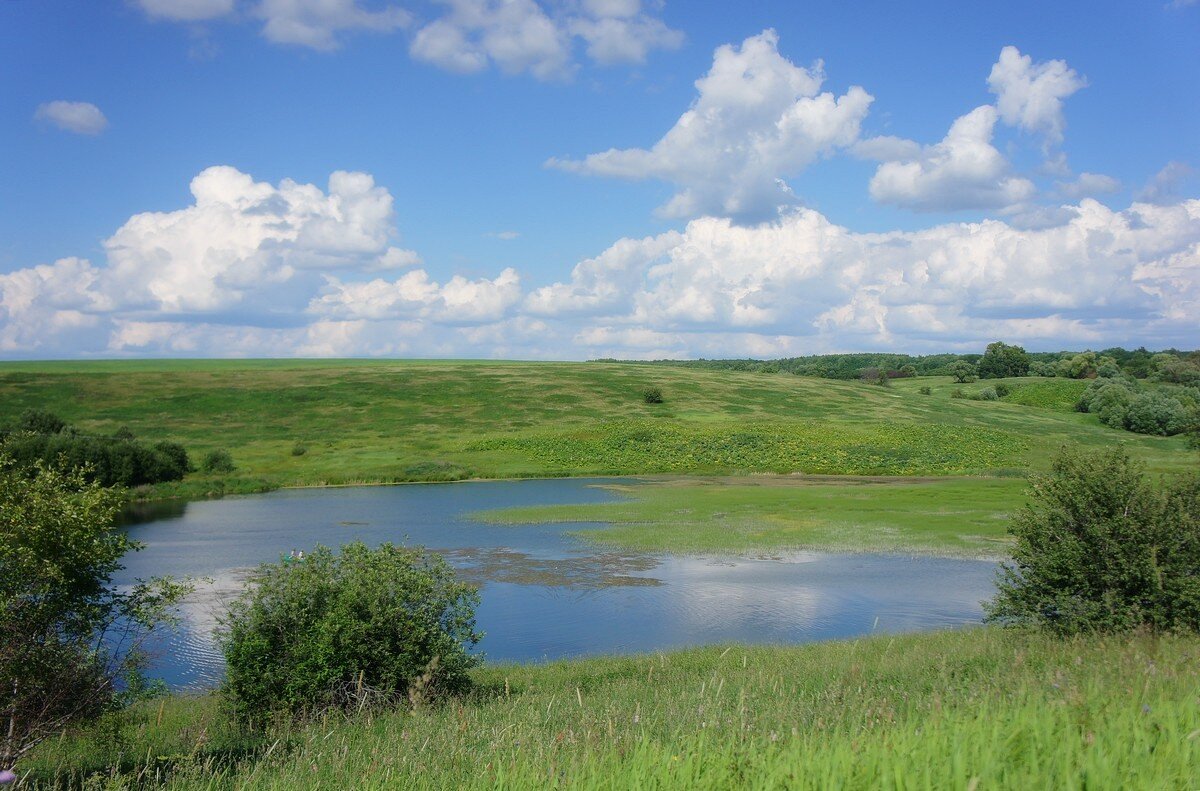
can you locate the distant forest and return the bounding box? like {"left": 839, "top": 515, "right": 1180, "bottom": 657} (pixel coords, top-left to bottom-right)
{"left": 593, "top": 346, "right": 1200, "bottom": 381}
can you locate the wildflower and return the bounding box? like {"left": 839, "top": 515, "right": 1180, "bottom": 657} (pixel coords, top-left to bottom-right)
{"left": 0, "top": 770, "right": 16, "bottom": 784}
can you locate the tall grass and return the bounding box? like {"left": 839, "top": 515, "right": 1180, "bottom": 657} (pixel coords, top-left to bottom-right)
{"left": 23, "top": 628, "right": 1200, "bottom": 789}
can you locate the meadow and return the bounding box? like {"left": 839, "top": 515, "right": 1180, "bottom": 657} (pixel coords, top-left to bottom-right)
{"left": 0, "top": 360, "right": 1188, "bottom": 490}
{"left": 1, "top": 359, "right": 1190, "bottom": 555}
{"left": 22, "top": 628, "right": 1200, "bottom": 789}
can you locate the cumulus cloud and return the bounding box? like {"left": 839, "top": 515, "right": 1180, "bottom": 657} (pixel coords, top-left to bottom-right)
{"left": 548, "top": 29, "right": 872, "bottom": 221}
{"left": 868, "top": 105, "right": 1036, "bottom": 212}
{"left": 4, "top": 167, "right": 1198, "bottom": 359}
{"left": 987, "top": 45, "right": 1086, "bottom": 145}
{"left": 310, "top": 268, "right": 522, "bottom": 323}
{"left": 33, "top": 101, "right": 108, "bottom": 135}
{"left": 534, "top": 199, "right": 1200, "bottom": 353}
{"left": 101, "top": 166, "right": 409, "bottom": 314}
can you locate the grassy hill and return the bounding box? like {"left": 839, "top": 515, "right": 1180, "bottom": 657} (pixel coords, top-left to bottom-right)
{"left": 0, "top": 360, "right": 1188, "bottom": 486}
{"left": 1, "top": 360, "right": 1192, "bottom": 555}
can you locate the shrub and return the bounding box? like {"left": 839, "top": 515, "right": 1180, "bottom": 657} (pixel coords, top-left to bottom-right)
{"left": 950, "top": 388, "right": 967, "bottom": 399}
{"left": 993, "top": 383, "right": 1011, "bottom": 398}
{"left": 15, "top": 409, "right": 66, "bottom": 435}
{"left": 987, "top": 448, "right": 1200, "bottom": 635}
{"left": 642, "top": 387, "right": 664, "bottom": 404}
{"left": 971, "top": 387, "right": 998, "bottom": 401}
{"left": 918, "top": 386, "right": 932, "bottom": 396}
{"left": 219, "top": 542, "right": 481, "bottom": 720}
{"left": 291, "top": 443, "right": 308, "bottom": 457}
{"left": 0, "top": 458, "right": 188, "bottom": 769}
{"left": 201, "top": 449, "right": 235, "bottom": 473}
{"left": 1122, "top": 391, "right": 1190, "bottom": 436}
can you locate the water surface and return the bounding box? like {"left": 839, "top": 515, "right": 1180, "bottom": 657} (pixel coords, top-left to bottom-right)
{"left": 117, "top": 479, "right": 998, "bottom": 690}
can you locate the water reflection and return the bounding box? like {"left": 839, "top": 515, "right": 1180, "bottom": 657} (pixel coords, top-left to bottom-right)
{"left": 116, "top": 480, "right": 997, "bottom": 690}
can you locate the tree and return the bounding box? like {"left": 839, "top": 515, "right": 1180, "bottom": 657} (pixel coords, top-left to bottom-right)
{"left": 0, "top": 458, "right": 188, "bottom": 772}
{"left": 949, "top": 361, "right": 977, "bottom": 383}
{"left": 986, "top": 448, "right": 1200, "bottom": 635}
{"left": 219, "top": 542, "right": 481, "bottom": 720}
{"left": 977, "top": 341, "right": 1030, "bottom": 379}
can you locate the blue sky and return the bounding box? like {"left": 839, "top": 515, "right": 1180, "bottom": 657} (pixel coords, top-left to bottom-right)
{"left": 1, "top": 0, "right": 1198, "bottom": 359}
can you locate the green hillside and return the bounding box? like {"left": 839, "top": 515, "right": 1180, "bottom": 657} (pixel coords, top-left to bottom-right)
{"left": 0, "top": 360, "right": 1188, "bottom": 488}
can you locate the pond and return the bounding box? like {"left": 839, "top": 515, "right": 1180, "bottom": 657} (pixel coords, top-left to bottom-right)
{"left": 116, "top": 479, "right": 999, "bottom": 690}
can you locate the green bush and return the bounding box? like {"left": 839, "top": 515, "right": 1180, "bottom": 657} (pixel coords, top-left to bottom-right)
{"left": 201, "top": 449, "right": 235, "bottom": 474}
{"left": 642, "top": 386, "right": 664, "bottom": 404}
{"left": 993, "top": 383, "right": 1011, "bottom": 398}
{"left": 15, "top": 409, "right": 66, "bottom": 435}
{"left": 971, "top": 387, "right": 998, "bottom": 401}
{"left": 1122, "top": 391, "right": 1190, "bottom": 436}
{"left": 918, "top": 386, "right": 932, "bottom": 396}
{"left": 987, "top": 448, "right": 1200, "bottom": 635}
{"left": 291, "top": 443, "right": 308, "bottom": 457}
{"left": 219, "top": 542, "right": 481, "bottom": 720}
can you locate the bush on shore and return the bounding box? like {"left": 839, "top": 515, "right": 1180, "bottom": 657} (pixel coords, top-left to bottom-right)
{"left": 987, "top": 447, "right": 1200, "bottom": 635}
{"left": 219, "top": 541, "right": 481, "bottom": 721}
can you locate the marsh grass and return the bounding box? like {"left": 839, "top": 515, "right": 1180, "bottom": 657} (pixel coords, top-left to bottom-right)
{"left": 22, "top": 628, "right": 1200, "bottom": 789}
{"left": 478, "top": 476, "right": 1027, "bottom": 557}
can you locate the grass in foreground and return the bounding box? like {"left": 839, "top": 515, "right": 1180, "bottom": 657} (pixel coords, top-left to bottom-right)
{"left": 480, "top": 476, "right": 1027, "bottom": 557}
{"left": 0, "top": 362, "right": 1190, "bottom": 500}
{"left": 23, "top": 628, "right": 1200, "bottom": 789}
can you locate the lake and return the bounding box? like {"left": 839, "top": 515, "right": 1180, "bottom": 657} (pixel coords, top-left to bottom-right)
{"left": 116, "top": 478, "right": 999, "bottom": 690}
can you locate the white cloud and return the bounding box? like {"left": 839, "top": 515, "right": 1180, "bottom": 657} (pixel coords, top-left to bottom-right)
{"left": 548, "top": 29, "right": 872, "bottom": 221}
{"left": 410, "top": 0, "right": 571, "bottom": 79}
{"left": 987, "top": 45, "right": 1085, "bottom": 145}
{"left": 1056, "top": 172, "right": 1121, "bottom": 199}
{"left": 310, "top": 267, "right": 522, "bottom": 323}
{"left": 256, "top": 0, "right": 410, "bottom": 49}
{"left": 136, "top": 0, "right": 234, "bottom": 21}
{"left": 101, "top": 166, "right": 402, "bottom": 314}
{"left": 569, "top": 10, "right": 683, "bottom": 66}
{"left": 0, "top": 258, "right": 109, "bottom": 352}
{"left": 489, "top": 230, "right": 521, "bottom": 240}
{"left": 869, "top": 105, "right": 1036, "bottom": 212}
{"left": 530, "top": 199, "right": 1200, "bottom": 353}
{"left": 33, "top": 101, "right": 108, "bottom": 135}
{"left": 410, "top": 0, "right": 681, "bottom": 79}
{"left": 5, "top": 167, "right": 1197, "bottom": 359}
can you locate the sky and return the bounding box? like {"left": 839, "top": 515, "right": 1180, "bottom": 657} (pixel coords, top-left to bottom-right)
{"left": 1, "top": 0, "right": 1198, "bottom": 360}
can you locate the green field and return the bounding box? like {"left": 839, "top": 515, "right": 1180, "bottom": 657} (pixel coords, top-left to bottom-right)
{"left": 23, "top": 628, "right": 1200, "bottom": 789}
{"left": 1, "top": 359, "right": 1191, "bottom": 554}
{"left": 0, "top": 361, "right": 1188, "bottom": 489}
